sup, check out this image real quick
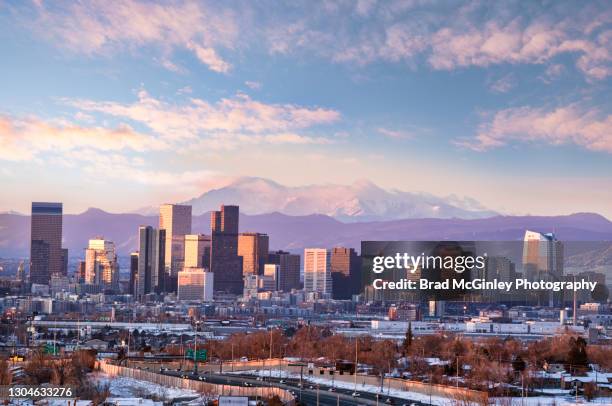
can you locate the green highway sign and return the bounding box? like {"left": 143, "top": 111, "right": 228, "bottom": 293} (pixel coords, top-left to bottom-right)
{"left": 186, "top": 349, "right": 207, "bottom": 361}
{"left": 43, "top": 343, "right": 58, "bottom": 355}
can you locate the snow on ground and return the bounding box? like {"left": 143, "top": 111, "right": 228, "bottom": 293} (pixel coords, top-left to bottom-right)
{"left": 230, "top": 369, "right": 612, "bottom": 406}
{"left": 90, "top": 372, "right": 207, "bottom": 402}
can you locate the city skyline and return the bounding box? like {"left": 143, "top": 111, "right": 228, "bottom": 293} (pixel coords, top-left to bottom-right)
{"left": 0, "top": 1, "right": 611, "bottom": 218}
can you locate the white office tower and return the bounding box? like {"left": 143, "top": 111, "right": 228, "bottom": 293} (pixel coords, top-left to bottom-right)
{"left": 84, "top": 238, "right": 119, "bottom": 289}
{"left": 178, "top": 268, "right": 214, "bottom": 302}
{"left": 304, "top": 248, "right": 332, "bottom": 295}
{"left": 263, "top": 264, "right": 280, "bottom": 291}
{"left": 159, "top": 204, "right": 192, "bottom": 276}
{"left": 522, "top": 230, "right": 564, "bottom": 280}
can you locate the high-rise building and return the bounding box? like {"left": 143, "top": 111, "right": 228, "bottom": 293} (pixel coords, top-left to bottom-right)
{"left": 178, "top": 268, "right": 214, "bottom": 301}
{"left": 486, "top": 256, "right": 516, "bottom": 283}
{"left": 330, "top": 247, "right": 361, "bottom": 299}
{"left": 210, "top": 205, "right": 243, "bottom": 294}
{"left": 30, "top": 202, "right": 63, "bottom": 284}
{"left": 159, "top": 204, "right": 192, "bottom": 277}
{"left": 84, "top": 238, "right": 120, "bottom": 289}
{"left": 267, "top": 250, "right": 301, "bottom": 291}
{"left": 16, "top": 261, "right": 26, "bottom": 282}
{"left": 263, "top": 264, "right": 279, "bottom": 291}
{"left": 76, "top": 260, "right": 86, "bottom": 283}
{"left": 238, "top": 233, "right": 269, "bottom": 276}
{"left": 129, "top": 252, "right": 139, "bottom": 296}
{"left": 211, "top": 205, "right": 238, "bottom": 234}
{"left": 304, "top": 248, "right": 332, "bottom": 295}
{"left": 184, "top": 234, "right": 211, "bottom": 269}
{"left": 137, "top": 226, "right": 166, "bottom": 298}
{"left": 523, "top": 230, "right": 564, "bottom": 280}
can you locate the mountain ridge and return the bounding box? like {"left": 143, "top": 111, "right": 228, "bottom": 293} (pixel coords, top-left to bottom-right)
{"left": 1, "top": 210, "right": 611, "bottom": 259}
{"left": 180, "top": 176, "right": 498, "bottom": 221}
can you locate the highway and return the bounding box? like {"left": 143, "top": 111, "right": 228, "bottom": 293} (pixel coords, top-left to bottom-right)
{"left": 158, "top": 368, "right": 428, "bottom": 406}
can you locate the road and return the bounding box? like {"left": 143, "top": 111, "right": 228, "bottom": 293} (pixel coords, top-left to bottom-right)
{"left": 158, "top": 368, "right": 428, "bottom": 406}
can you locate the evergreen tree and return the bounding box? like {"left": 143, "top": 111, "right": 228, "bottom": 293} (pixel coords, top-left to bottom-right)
{"left": 402, "top": 322, "right": 413, "bottom": 354}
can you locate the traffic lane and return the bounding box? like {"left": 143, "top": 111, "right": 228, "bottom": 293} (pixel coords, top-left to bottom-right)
{"left": 208, "top": 372, "right": 427, "bottom": 406}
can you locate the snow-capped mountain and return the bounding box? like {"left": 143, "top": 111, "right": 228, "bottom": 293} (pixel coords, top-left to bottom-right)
{"left": 181, "top": 177, "right": 497, "bottom": 220}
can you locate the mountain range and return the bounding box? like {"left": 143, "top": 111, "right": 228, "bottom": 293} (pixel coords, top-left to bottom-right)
{"left": 179, "top": 177, "right": 498, "bottom": 221}
{"left": 1, "top": 210, "right": 611, "bottom": 259}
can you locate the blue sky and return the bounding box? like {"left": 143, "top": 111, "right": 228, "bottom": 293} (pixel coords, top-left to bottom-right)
{"left": 0, "top": 0, "right": 610, "bottom": 217}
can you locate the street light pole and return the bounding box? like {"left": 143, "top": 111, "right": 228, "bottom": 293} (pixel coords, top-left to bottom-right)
{"left": 193, "top": 320, "right": 200, "bottom": 375}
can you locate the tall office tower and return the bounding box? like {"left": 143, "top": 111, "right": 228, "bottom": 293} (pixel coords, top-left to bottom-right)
{"left": 263, "top": 264, "right": 280, "bottom": 291}
{"left": 522, "top": 230, "right": 564, "bottom": 280}
{"left": 238, "top": 232, "right": 269, "bottom": 276}
{"left": 76, "top": 260, "right": 86, "bottom": 283}
{"left": 159, "top": 204, "right": 192, "bottom": 277}
{"left": 84, "top": 238, "right": 120, "bottom": 289}
{"left": 184, "top": 234, "right": 211, "bottom": 269}
{"left": 268, "top": 250, "right": 301, "bottom": 291}
{"left": 210, "top": 205, "right": 243, "bottom": 294}
{"left": 129, "top": 252, "right": 139, "bottom": 296}
{"left": 61, "top": 248, "right": 69, "bottom": 276}
{"left": 330, "top": 247, "right": 361, "bottom": 299}
{"left": 16, "top": 261, "right": 25, "bottom": 282}
{"left": 486, "top": 256, "right": 516, "bottom": 283}
{"left": 30, "top": 202, "right": 63, "bottom": 284}
{"left": 304, "top": 248, "right": 332, "bottom": 295}
{"left": 211, "top": 205, "right": 238, "bottom": 234}
{"left": 177, "top": 268, "right": 214, "bottom": 301}
{"left": 137, "top": 226, "right": 166, "bottom": 298}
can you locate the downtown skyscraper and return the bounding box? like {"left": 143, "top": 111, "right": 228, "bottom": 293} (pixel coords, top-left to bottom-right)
{"left": 84, "top": 238, "right": 120, "bottom": 290}
{"left": 330, "top": 247, "right": 361, "bottom": 300}
{"left": 159, "top": 204, "right": 192, "bottom": 279}
{"left": 210, "top": 205, "right": 243, "bottom": 294}
{"left": 30, "top": 202, "right": 64, "bottom": 285}
{"left": 304, "top": 248, "right": 332, "bottom": 296}
{"left": 238, "top": 232, "right": 269, "bottom": 276}
{"left": 267, "top": 250, "right": 301, "bottom": 292}
{"left": 137, "top": 225, "right": 166, "bottom": 299}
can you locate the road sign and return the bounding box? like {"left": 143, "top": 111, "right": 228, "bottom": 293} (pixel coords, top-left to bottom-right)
{"left": 186, "top": 348, "right": 207, "bottom": 361}
{"left": 43, "top": 343, "right": 58, "bottom": 355}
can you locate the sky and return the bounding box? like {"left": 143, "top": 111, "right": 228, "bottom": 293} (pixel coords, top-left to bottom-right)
{"left": 0, "top": 0, "right": 611, "bottom": 218}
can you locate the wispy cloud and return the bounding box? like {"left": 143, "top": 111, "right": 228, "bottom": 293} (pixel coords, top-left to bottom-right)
{"left": 459, "top": 103, "right": 612, "bottom": 153}
{"left": 265, "top": 1, "right": 612, "bottom": 80}
{"left": 0, "top": 114, "right": 166, "bottom": 162}
{"left": 487, "top": 73, "right": 516, "bottom": 93}
{"left": 23, "top": 0, "right": 237, "bottom": 74}
{"left": 13, "top": 1, "right": 612, "bottom": 80}
{"left": 377, "top": 127, "right": 413, "bottom": 140}
{"left": 245, "top": 81, "right": 262, "bottom": 90}
{"left": 66, "top": 90, "right": 341, "bottom": 140}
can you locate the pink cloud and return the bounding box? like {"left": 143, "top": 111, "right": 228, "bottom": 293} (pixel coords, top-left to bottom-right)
{"left": 0, "top": 115, "right": 166, "bottom": 162}
{"left": 27, "top": 0, "right": 236, "bottom": 73}
{"left": 68, "top": 90, "right": 341, "bottom": 139}
{"left": 461, "top": 104, "right": 612, "bottom": 153}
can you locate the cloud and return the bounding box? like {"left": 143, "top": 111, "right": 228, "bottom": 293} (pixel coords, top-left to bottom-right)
{"left": 176, "top": 86, "right": 193, "bottom": 95}
{"left": 377, "top": 127, "right": 413, "bottom": 139}
{"left": 459, "top": 104, "right": 612, "bottom": 153}
{"left": 0, "top": 115, "right": 166, "bottom": 162}
{"left": 539, "top": 63, "right": 566, "bottom": 83}
{"left": 264, "top": 1, "right": 612, "bottom": 80}
{"left": 245, "top": 81, "right": 262, "bottom": 90}
{"left": 488, "top": 73, "right": 516, "bottom": 93}
{"left": 67, "top": 90, "right": 341, "bottom": 140}
{"left": 14, "top": 1, "right": 611, "bottom": 79}
{"left": 187, "top": 41, "right": 232, "bottom": 73}
{"left": 24, "top": 0, "right": 237, "bottom": 74}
